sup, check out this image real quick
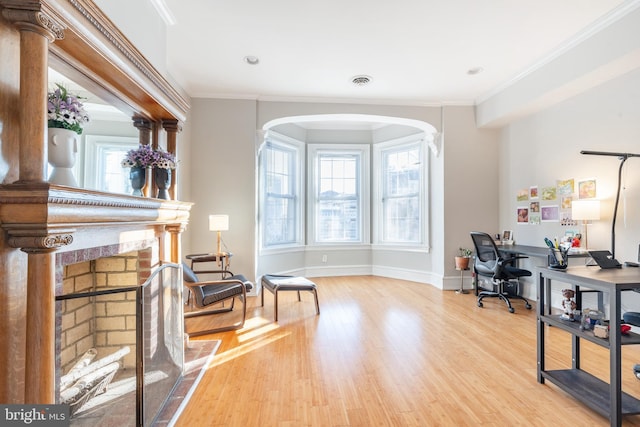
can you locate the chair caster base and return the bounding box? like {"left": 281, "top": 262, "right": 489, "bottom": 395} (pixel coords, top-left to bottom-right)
{"left": 525, "top": 303, "right": 532, "bottom": 310}
{"left": 508, "top": 307, "right": 515, "bottom": 313}
{"left": 478, "top": 301, "right": 483, "bottom": 308}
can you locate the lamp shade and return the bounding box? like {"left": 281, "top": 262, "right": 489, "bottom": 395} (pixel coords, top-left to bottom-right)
{"left": 571, "top": 200, "right": 600, "bottom": 221}
{"left": 208, "top": 214, "right": 229, "bottom": 231}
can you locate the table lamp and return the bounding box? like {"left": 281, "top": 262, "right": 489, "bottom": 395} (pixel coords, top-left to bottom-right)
{"left": 209, "top": 214, "right": 229, "bottom": 255}
{"left": 571, "top": 200, "right": 600, "bottom": 250}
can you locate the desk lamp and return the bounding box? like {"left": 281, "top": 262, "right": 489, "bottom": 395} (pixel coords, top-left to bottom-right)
{"left": 571, "top": 200, "right": 600, "bottom": 250}
{"left": 209, "top": 214, "right": 229, "bottom": 255}
{"left": 581, "top": 150, "right": 640, "bottom": 258}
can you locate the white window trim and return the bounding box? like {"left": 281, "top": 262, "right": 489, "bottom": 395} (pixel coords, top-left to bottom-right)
{"left": 307, "top": 143, "right": 370, "bottom": 246}
{"left": 259, "top": 131, "right": 305, "bottom": 252}
{"left": 83, "top": 135, "right": 139, "bottom": 191}
{"left": 372, "top": 134, "right": 428, "bottom": 249}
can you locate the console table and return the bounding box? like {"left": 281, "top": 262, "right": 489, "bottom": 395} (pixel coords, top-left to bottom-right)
{"left": 537, "top": 266, "right": 640, "bottom": 426}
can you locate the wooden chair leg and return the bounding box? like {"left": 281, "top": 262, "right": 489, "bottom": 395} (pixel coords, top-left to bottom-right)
{"left": 274, "top": 290, "right": 279, "bottom": 322}
{"left": 312, "top": 288, "right": 320, "bottom": 315}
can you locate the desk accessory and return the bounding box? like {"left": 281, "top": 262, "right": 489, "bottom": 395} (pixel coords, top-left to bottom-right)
{"left": 560, "top": 289, "right": 576, "bottom": 321}
{"left": 545, "top": 237, "right": 568, "bottom": 270}
{"left": 588, "top": 250, "right": 622, "bottom": 269}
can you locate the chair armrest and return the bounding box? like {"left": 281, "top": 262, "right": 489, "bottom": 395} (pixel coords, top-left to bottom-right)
{"left": 500, "top": 255, "right": 528, "bottom": 266}
{"left": 190, "top": 269, "right": 235, "bottom": 278}
{"left": 184, "top": 279, "right": 248, "bottom": 290}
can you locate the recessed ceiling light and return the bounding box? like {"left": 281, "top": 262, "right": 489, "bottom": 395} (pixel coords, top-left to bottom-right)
{"left": 467, "top": 67, "right": 484, "bottom": 75}
{"left": 244, "top": 56, "right": 260, "bottom": 65}
{"left": 351, "top": 75, "right": 372, "bottom": 86}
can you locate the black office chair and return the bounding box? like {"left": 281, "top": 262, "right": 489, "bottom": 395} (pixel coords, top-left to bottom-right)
{"left": 470, "top": 231, "right": 532, "bottom": 313}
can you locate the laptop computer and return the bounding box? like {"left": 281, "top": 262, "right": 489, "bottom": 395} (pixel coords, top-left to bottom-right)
{"left": 588, "top": 250, "right": 622, "bottom": 269}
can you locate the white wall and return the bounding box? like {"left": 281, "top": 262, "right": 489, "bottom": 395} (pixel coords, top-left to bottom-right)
{"left": 186, "top": 98, "right": 257, "bottom": 282}
{"left": 499, "top": 68, "right": 640, "bottom": 303}
{"left": 93, "top": 0, "right": 168, "bottom": 76}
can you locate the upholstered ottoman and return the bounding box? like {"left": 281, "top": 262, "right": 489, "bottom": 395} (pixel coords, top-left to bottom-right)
{"left": 261, "top": 275, "right": 320, "bottom": 321}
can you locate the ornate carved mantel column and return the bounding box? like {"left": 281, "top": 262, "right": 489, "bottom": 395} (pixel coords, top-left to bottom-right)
{"left": 165, "top": 223, "right": 186, "bottom": 264}
{"left": 162, "top": 119, "right": 181, "bottom": 200}
{"left": 133, "top": 118, "right": 154, "bottom": 196}
{"left": 9, "top": 231, "right": 74, "bottom": 404}
{"left": 133, "top": 117, "right": 153, "bottom": 147}
{"left": 0, "top": 1, "right": 67, "bottom": 404}
{"left": 1, "top": 2, "right": 65, "bottom": 183}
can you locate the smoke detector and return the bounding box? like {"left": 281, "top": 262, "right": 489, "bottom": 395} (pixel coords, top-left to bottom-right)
{"left": 351, "top": 75, "right": 372, "bottom": 86}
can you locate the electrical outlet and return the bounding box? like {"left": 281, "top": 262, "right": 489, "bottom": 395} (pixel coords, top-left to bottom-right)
{"left": 322, "top": 254, "right": 327, "bottom": 263}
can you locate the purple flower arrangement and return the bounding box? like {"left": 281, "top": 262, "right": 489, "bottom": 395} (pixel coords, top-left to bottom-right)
{"left": 154, "top": 148, "right": 177, "bottom": 169}
{"left": 122, "top": 144, "right": 177, "bottom": 169}
{"left": 47, "top": 83, "right": 90, "bottom": 135}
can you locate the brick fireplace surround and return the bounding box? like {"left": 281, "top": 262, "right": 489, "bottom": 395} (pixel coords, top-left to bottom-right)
{"left": 56, "top": 242, "right": 185, "bottom": 424}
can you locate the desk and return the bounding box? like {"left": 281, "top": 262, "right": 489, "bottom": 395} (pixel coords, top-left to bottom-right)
{"left": 497, "top": 243, "right": 550, "bottom": 258}
{"left": 473, "top": 244, "right": 551, "bottom": 295}
{"left": 537, "top": 266, "right": 640, "bottom": 426}
{"left": 496, "top": 244, "right": 598, "bottom": 309}
{"left": 185, "top": 252, "right": 233, "bottom": 278}
{"left": 474, "top": 244, "right": 590, "bottom": 296}
{"left": 497, "top": 243, "right": 590, "bottom": 260}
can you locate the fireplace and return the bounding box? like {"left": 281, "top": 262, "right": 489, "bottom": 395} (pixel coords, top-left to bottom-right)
{"left": 0, "top": 182, "right": 192, "bottom": 415}
{"left": 55, "top": 246, "right": 184, "bottom": 425}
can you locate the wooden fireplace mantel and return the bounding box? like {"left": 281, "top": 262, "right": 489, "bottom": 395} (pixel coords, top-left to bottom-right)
{"left": 0, "top": 182, "right": 193, "bottom": 404}
{"left": 0, "top": 182, "right": 192, "bottom": 253}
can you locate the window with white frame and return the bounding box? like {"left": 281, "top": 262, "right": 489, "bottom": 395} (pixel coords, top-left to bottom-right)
{"left": 260, "top": 135, "right": 304, "bottom": 248}
{"left": 309, "top": 144, "right": 369, "bottom": 244}
{"left": 374, "top": 137, "right": 425, "bottom": 245}
{"left": 83, "top": 135, "right": 139, "bottom": 194}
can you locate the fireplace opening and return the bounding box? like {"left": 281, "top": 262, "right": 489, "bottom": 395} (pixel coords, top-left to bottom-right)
{"left": 56, "top": 249, "right": 183, "bottom": 426}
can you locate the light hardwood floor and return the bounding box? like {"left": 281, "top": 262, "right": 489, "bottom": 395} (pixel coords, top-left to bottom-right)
{"left": 177, "top": 276, "right": 640, "bottom": 426}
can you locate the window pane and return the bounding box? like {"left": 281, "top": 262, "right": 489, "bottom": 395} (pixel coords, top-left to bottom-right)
{"left": 382, "top": 143, "right": 422, "bottom": 243}
{"left": 83, "top": 136, "right": 139, "bottom": 194}
{"left": 101, "top": 147, "right": 135, "bottom": 194}
{"left": 317, "top": 153, "right": 360, "bottom": 242}
{"left": 265, "top": 196, "right": 296, "bottom": 244}
{"left": 384, "top": 196, "right": 420, "bottom": 242}
{"left": 262, "top": 142, "right": 299, "bottom": 247}
{"left": 318, "top": 199, "right": 358, "bottom": 241}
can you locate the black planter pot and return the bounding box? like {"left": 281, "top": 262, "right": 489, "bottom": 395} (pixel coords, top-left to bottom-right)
{"left": 154, "top": 168, "right": 172, "bottom": 199}
{"left": 129, "top": 166, "right": 146, "bottom": 196}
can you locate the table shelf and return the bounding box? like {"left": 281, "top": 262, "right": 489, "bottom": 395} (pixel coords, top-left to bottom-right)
{"left": 541, "top": 314, "right": 640, "bottom": 347}
{"left": 541, "top": 369, "right": 640, "bottom": 418}
{"left": 537, "top": 265, "right": 640, "bottom": 426}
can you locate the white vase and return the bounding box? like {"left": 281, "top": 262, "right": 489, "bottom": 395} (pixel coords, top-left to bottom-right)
{"left": 48, "top": 128, "right": 79, "bottom": 186}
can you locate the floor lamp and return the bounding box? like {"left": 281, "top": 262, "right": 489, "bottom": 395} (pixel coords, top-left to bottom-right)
{"left": 208, "top": 214, "right": 229, "bottom": 255}
{"left": 581, "top": 150, "right": 640, "bottom": 258}
{"left": 571, "top": 200, "right": 600, "bottom": 250}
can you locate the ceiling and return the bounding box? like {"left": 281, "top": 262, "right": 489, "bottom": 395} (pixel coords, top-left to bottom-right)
{"left": 163, "top": 0, "right": 628, "bottom": 106}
